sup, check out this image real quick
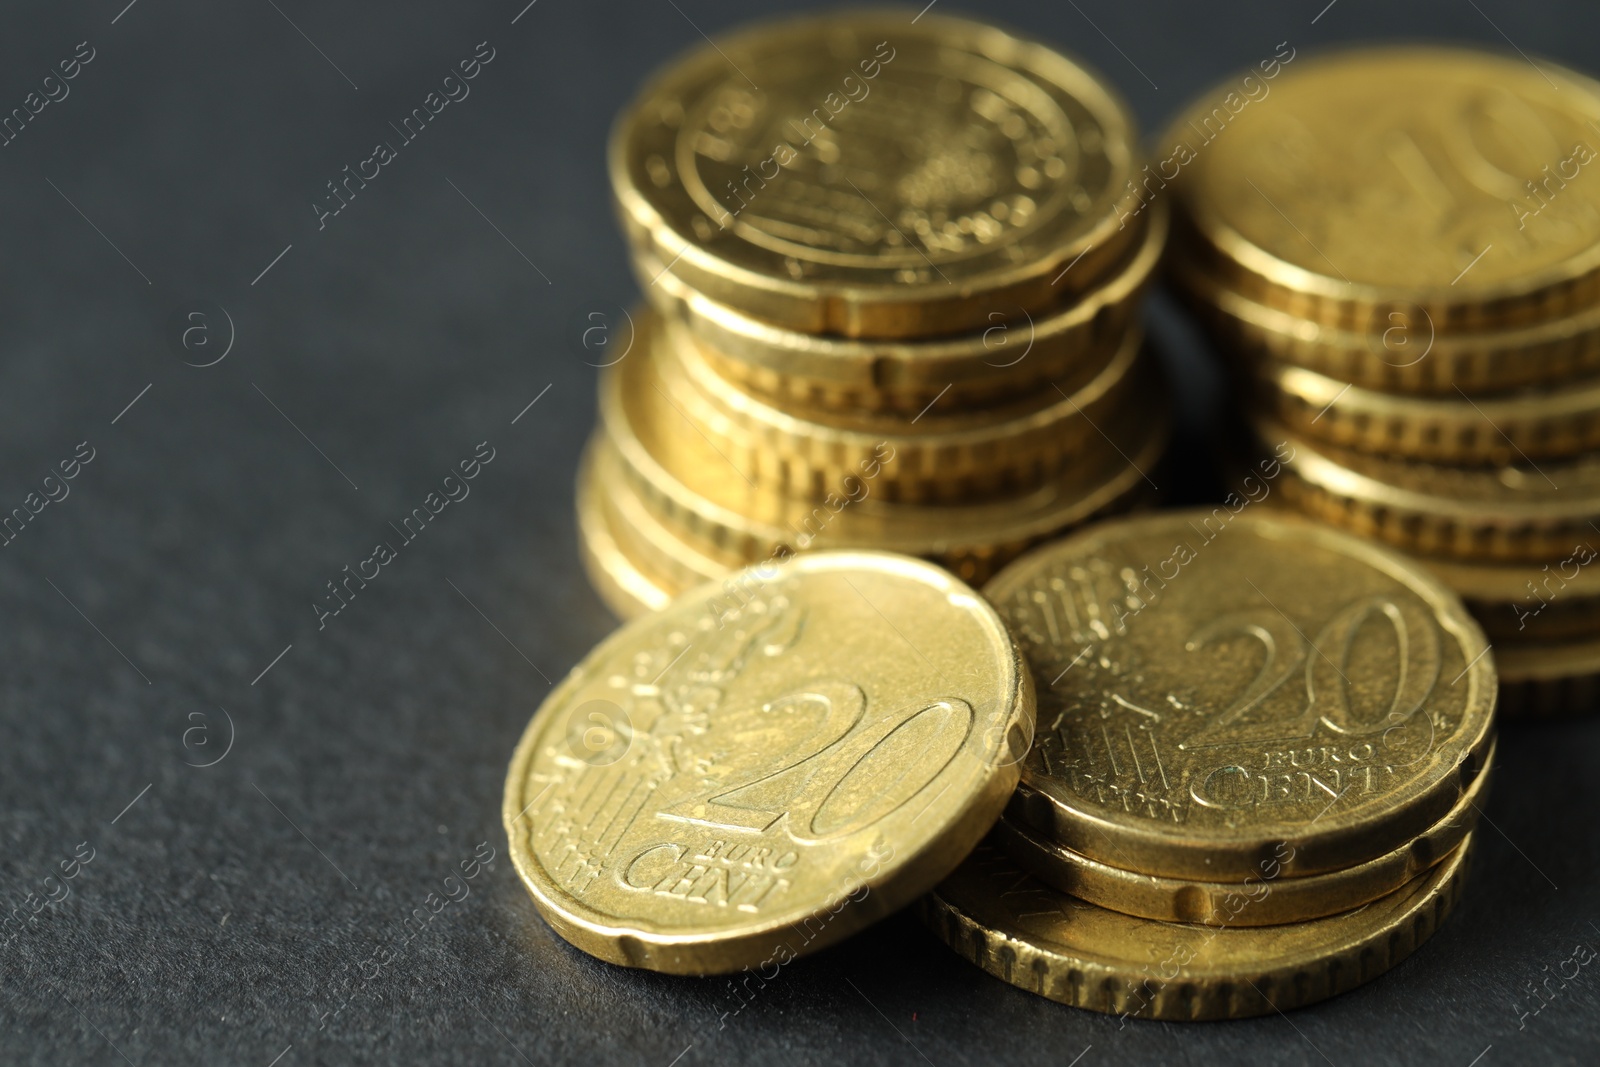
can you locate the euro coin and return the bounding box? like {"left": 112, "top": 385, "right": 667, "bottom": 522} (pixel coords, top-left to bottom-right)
{"left": 993, "top": 735, "right": 1490, "bottom": 926}
{"left": 503, "top": 550, "right": 1036, "bottom": 973}
{"left": 640, "top": 198, "right": 1166, "bottom": 416}
{"left": 1171, "top": 257, "right": 1600, "bottom": 395}
{"left": 611, "top": 12, "right": 1143, "bottom": 337}
{"left": 654, "top": 309, "right": 1149, "bottom": 503}
{"left": 1165, "top": 46, "right": 1600, "bottom": 332}
{"left": 601, "top": 309, "right": 1168, "bottom": 584}
{"left": 1421, "top": 551, "right": 1600, "bottom": 644}
{"left": 1252, "top": 359, "right": 1600, "bottom": 463}
{"left": 1496, "top": 635, "right": 1600, "bottom": 717}
{"left": 1264, "top": 421, "right": 1600, "bottom": 562}
{"left": 984, "top": 509, "right": 1495, "bottom": 880}
{"left": 576, "top": 437, "right": 674, "bottom": 619}
{"left": 920, "top": 834, "right": 1471, "bottom": 1020}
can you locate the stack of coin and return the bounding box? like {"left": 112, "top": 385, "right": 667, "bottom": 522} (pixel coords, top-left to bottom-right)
{"left": 1162, "top": 45, "right": 1600, "bottom": 716}
{"left": 581, "top": 11, "right": 1170, "bottom": 620}
{"left": 922, "top": 510, "right": 1497, "bottom": 1020}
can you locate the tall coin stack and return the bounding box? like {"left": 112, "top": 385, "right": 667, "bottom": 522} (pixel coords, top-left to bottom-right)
{"left": 580, "top": 12, "right": 1170, "bottom": 619}
{"left": 1164, "top": 46, "right": 1600, "bottom": 716}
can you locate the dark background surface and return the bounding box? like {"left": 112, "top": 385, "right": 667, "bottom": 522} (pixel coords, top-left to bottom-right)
{"left": 0, "top": 1, "right": 1595, "bottom": 1064}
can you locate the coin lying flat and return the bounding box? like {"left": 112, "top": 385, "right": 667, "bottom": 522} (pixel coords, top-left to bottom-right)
{"left": 577, "top": 436, "right": 679, "bottom": 619}
{"left": 1421, "top": 551, "right": 1600, "bottom": 644}
{"left": 984, "top": 510, "right": 1496, "bottom": 880}
{"left": 1496, "top": 635, "right": 1600, "bottom": 717}
{"left": 1254, "top": 359, "right": 1600, "bottom": 464}
{"left": 1241, "top": 494, "right": 1600, "bottom": 644}
{"left": 641, "top": 198, "right": 1166, "bottom": 416}
{"left": 655, "top": 308, "right": 1148, "bottom": 503}
{"left": 1264, "top": 421, "right": 1600, "bottom": 562}
{"left": 504, "top": 550, "right": 1036, "bottom": 974}
{"left": 611, "top": 11, "right": 1142, "bottom": 337}
{"left": 1172, "top": 257, "right": 1600, "bottom": 395}
{"left": 601, "top": 309, "right": 1167, "bottom": 585}
{"left": 921, "top": 835, "right": 1471, "bottom": 1020}
{"left": 1166, "top": 46, "right": 1600, "bottom": 332}
{"left": 593, "top": 433, "right": 726, "bottom": 602}
{"left": 994, "top": 735, "right": 1491, "bottom": 926}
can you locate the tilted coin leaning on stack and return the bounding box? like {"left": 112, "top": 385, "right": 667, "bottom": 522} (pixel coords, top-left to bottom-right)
{"left": 1164, "top": 45, "right": 1600, "bottom": 716}
{"left": 505, "top": 551, "right": 1038, "bottom": 974}
{"left": 579, "top": 11, "right": 1170, "bottom": 617}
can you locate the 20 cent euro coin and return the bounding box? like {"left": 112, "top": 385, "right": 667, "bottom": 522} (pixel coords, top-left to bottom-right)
{"left": 504, "top": 550, "right": 1035, "bottom": 973}
{"left": 984, "top": 510, "right": 1495, "bottom": 880}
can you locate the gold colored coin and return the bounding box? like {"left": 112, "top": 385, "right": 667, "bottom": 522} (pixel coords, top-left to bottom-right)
{"left": 1171, "top": 257, "right": 1600, "bottom": 395}
{"left": 984, "top": 509, "right": 1495, "bottom": 880}
{"left": 503, "top": 550, "right": 1036, "bottom": 974}
{"left": 1166, "top": 46, "right": 1600, "bottom": 332}
{"left": 601, "top": 309, "right": 1168, "bottom": 585}
{"left": 1497, "top": 635, "right": 1600, "bottom": 716}
{"left": 920, "top": 835, "right": 1471, "bottom": 1020}
{"left": 655, "top": 309, "right": 1149, "bottom": 504}
{"left": 1421, "top": 550, "right": 1600, "bottom": 644}
{"left": 1263, "top": 420, "right": 1600, "bottom": 562}
{"left": 593, "top": 433, "right": 727, "bottom": 597}
{"left": 994, "top": 734, "right": 1491, "bottom": 926}
{"left": 641, "top": 198, "right": 1166, "bottom": 415}
{"left": 1253, "top": 359, "right": 1600, "bottom": 463}
{"left": 611, "top": 12, "right": 1143, "bottom": 337}
{"left": 592, "top": 418, "right": 1170, "bottom": 614}
{"left": 576, "top": 437, "right": 674, "bottom": 619}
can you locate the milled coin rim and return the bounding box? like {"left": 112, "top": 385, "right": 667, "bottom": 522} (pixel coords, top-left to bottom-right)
{"left": 984, "top": 508, "right": 1496, "bottom": 879}
{"left": 1169, "top": 254, "right": 1600, "bottom": 394}
{"left": 1269, "top": 417, "right": 1600, "bottom": 519}
{"left": 919, "top": 833, "right": 1471, "bottom": 1020}
{"left": 1263, "top": 419, "right": 1600, "bottom": 562}
{"left": 504, "top": 548, "right": 1035, "bottom": 974}
{"left": 994, "top": 733, "right": 1492, "bottom": 926}
{"left": 1255, "top": 359, "right": 1600, "bottom": 463}
{"left": 1496, "top": 630, "right": 1600, "bottom": 684}
{"left": 608, "top": 10, "right": 1144, "bottom": 334}
{"left": 600, "top": 307, "right": 1171, "bottom": 578}
{"left": 638, "top": 197, "right": 1167, "bottom": 392}
{"left": 654, "top": 308, "right": 1148, "bottom": 501}
{"left": 593, "top": 431, "right": 733, "bottom": 595}
{"left": 1419, "top": 551, "right": 1600, "bottom": 606}
{"left": 575, "top": 434, "right": 675, "bottom": 619}
{"left": 1496, "top": 634, "right": 1600, "bottom": 716}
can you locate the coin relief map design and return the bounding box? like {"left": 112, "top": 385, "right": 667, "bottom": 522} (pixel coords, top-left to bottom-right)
{"left": 985, "top": 512, "right": 1494, "bottom": 877}
{"left": 616, "top": 13, "right": 1137, "bottom": 290}
{"left": 504, "top": 552, "right": 1033, "bottom": 972}
{"left": 680, "top": 47, "right": 1088, "bottom": 269}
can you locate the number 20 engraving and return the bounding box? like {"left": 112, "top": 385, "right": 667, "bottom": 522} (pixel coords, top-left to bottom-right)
{"left": 1179, "top": 595, "right": 1442, "bottom": 750}
{"left": 659, "top": 682, "right": 974, "bottom": 840}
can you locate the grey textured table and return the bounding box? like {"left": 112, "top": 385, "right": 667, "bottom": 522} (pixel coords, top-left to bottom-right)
{"left": 1, "top": 1, "right": 1595, "bottom": 1063}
